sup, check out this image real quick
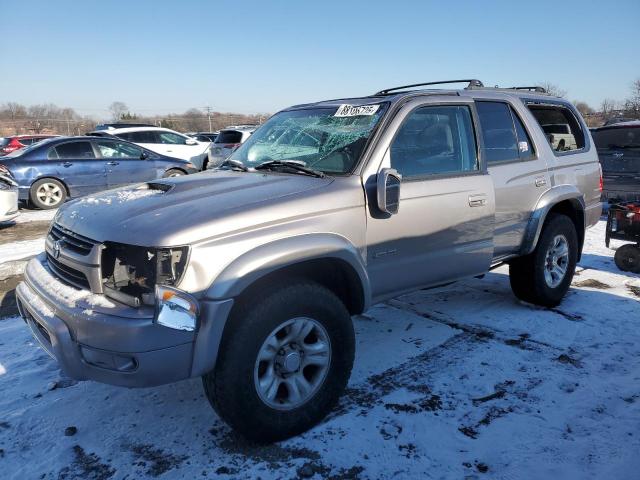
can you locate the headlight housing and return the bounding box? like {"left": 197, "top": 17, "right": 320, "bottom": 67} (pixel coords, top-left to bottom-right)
{"left": 100, "top": 242, "right": 189, "bottom": 306}
{"left": 155, "top": 285, "right": 198, "bottom": 331}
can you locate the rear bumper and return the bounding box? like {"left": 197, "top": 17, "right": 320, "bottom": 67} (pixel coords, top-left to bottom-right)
{"left": 585, "top": 201, "right": 603, "bottom": 228}
{"left": 17, "top": 254, "right": 234, "bottom": 387}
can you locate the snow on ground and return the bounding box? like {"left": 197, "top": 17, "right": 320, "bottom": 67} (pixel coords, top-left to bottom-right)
{"left": 0, "top": 238, "right": 45, "bottom": 263}
{"left": 10, "top": 207, "right": 57, "bottom": 225}
{"left": 0, "top": 221, "right": 638, "bottom": 479}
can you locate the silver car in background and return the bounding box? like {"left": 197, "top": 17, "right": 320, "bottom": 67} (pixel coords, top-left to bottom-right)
{"left": 207, "top": 126, "right": 257, "bottom": 168}
{"left": 0, "top": 166, "right": 19, "bottom": 222}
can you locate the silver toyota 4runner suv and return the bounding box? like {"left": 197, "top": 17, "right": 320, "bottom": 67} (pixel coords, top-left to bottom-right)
{"left": 17, "top": 80, "right": 602, "bottom": 442}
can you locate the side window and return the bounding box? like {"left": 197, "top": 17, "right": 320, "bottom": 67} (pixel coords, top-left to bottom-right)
{"left": 476, "top": 102, "right": 518, "bottom": 163}
{"left": 158, "top": 132, "right": 187, "bottom": 145}
{"left": 95, "top": 140, "right": 143, "bottom": 158}
{"left": 47, "top": 147, "right": 59, "bottom": 160}
{"left": 390, "top": 105, "right": 478, "bottom": 178}
{"left": 527, "top": 105, "right": 585, "bottom": 153}
{"left": 510, "top": 109, "right": 535, "bottom": 160}
{"left": 118, "top": 131, "right": 156, "bottom": 143}
{"left": 54, "top": 142, "right": 96, "bottom": 159}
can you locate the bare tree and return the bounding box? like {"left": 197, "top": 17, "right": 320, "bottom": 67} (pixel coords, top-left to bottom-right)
{"left": 573, "top": 101, "right": 594, "bottom": 117}
{"left": 622, "top": 78, "right": 640, "bottom": 119}
{"left": 600, "top": 98, "right": 618, "bottom": 122}
{"left": 538, "top": 81, "right": 567, "bottom": 97}
{"left": 108, "top": 101, "right": 129, "bottom": 121}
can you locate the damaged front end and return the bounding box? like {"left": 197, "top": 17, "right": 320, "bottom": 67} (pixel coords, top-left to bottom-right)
{"left": 100, "top": 242, "right": 189, "bottom": 307}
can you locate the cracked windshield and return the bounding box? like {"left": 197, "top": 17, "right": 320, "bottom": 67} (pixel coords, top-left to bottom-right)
{"left": 229, "top": 104, "right": 388, "bottom": 174}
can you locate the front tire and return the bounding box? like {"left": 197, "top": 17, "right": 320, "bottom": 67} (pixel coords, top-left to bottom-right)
{"left": 30, "top": 178, "right": 67, "bottom": 209}
{"left": 163, "top": 168, "right": 185, "bottom": 178}
{"left": 202, "top": 281, "right": 355, "bottom": 443}
{"left": 509, "top": 213, "right": 578, "bottom": 307}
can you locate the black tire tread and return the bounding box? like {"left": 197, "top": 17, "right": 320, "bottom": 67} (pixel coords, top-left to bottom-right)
{"left": 509, "top": 213, "right": 578, "bottom": 307}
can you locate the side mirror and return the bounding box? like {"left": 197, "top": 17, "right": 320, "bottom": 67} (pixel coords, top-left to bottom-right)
{"left": 140, "top": 151, "right": 149, "bottom": 160}
{"left": 377, "top": 168, "right": 401, "bottom": 215}
{"left": 185, "top": 138, "right": 198, "bottom": 146}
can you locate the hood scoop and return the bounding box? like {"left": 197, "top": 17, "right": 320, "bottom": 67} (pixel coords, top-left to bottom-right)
{"left": 146, "top": 182, "right": 173, "bottom": 193}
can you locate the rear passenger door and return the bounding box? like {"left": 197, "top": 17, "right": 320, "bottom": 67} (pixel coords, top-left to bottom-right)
{"left": 366, "top": 100, "right": 495, "bottom": 299}
{"left": 476, "top": 101, "right": 549, "bottom": 259}
{"left": 47, "top": 141, "right": 108, "bottom": 197}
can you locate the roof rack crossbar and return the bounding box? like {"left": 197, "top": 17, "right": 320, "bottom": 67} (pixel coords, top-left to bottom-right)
{"left": 375, "top": 79, "right": 484, "bottom": 95}
{"left": 508, "top": 86, "right": 547, "bottom": 93}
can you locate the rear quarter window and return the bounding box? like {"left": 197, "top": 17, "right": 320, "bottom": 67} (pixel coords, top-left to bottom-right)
{"left": 215, "top": 131, "right": 243, "bottom": 144}
{"left": 527, "top": 104, "right": 585, "bottom": 153}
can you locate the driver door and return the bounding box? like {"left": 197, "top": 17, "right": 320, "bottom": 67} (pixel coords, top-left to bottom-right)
{"left": 365, "top": 99, "right": 495, "bottom": 301}
{"left": 94, "top": 139, "right": 158, "bottom": 188}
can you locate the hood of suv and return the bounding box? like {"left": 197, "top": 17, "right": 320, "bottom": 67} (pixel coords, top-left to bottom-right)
{"left": 54, "top": 171, "right": 334, "bottom": 246}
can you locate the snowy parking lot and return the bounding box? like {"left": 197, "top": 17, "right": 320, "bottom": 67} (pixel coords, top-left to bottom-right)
{"left": 0, "top": 209, "right": 638, "bottom": 479}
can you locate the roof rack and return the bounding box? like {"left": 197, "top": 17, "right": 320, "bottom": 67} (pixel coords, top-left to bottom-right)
{"left": 508, "top": 86, "right": 547, "bottom": 93}
{"left": 375, "top": 79, "right": 484, "bottom": 95}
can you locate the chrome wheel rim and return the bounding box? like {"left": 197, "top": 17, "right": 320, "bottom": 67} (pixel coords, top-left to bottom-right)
{"left": 36, "top": 183, "right": 63, "bottom": 206}
{"left": 254, "top": 317, "right": 331, "bottom": 410}
{"left": 544, "top": 234, "right": 569, "bottom": 288}
{"left": 168, "top": 171, "right": 183, "bottom": 177}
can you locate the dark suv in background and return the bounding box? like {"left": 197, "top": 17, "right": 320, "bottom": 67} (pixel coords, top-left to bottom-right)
{"left": 592, "top": 120, "right": 640, "bottom": 202}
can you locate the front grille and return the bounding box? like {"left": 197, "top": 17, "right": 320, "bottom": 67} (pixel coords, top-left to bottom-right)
{"left": 48, "top": 223, "right": 97, "bottom": 256}
{"left": 46, "top": 253, "right": 90, "bottom": 290}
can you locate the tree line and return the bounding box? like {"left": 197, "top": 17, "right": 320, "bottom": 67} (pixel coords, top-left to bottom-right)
{"left": 1, "top": 79, "right": 638, "bottom": 136}
{"left": 0, "top": 102, "right": 268, "bottom": 136}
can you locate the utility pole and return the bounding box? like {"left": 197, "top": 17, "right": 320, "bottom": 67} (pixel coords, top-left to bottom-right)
{"left": 203, "top": 106, "right": 213, "bottom": 132}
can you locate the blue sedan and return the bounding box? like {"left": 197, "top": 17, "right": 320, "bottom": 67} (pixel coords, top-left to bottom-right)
{"left": 0, "top": 136, "right": 197, "bottom": 209}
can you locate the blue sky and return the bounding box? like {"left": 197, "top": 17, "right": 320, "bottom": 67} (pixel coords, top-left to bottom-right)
{"left": 1, "top": 0, "right": 638, "bottom": 117}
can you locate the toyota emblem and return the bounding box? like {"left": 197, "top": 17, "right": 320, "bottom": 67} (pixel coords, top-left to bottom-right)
{"left": 53, "top": 240, "right": 62, "bottom": 259}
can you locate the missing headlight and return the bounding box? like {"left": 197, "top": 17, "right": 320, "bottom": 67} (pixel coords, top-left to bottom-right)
{"left": 101, "top": 242, "right": 189, "bottom": 306}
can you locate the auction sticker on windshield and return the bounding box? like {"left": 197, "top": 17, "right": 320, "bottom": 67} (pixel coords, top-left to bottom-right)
{"left": 334, "top": 104, "right": 380, "bottom": 117}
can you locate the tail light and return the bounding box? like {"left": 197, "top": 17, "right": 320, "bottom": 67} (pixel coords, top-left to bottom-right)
{"left": 598, "top": 164, "right": 603, "bottom": 192}
{"left": 0, "top": 139, "right": 24, "bottom": 154}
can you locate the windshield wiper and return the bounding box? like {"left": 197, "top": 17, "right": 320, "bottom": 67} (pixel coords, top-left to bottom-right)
{"left": 217, "top": 158, "right": 249, "bottom": 172}
{"left": 255, "top": 160, "right": 325, "bottom": 178}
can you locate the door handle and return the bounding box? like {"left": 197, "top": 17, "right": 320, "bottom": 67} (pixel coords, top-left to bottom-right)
{"left": 468, "top": 194, "right": 487, "bottom": 207}
{"left": 62, "top": 162, "right": 73, "bottom": 167}
{"left": 107, "top": 161, "right": 119, "bottom": 166}
{"left": 535, "top": 177, "right": 547, "bottom": 187}
{"left": 612, "top": 152, "right": 624, "bottom": 158}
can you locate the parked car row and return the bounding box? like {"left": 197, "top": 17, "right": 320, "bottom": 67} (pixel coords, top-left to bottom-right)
{"left": 89, "top": 124, "right": 212, "bottom": 170}
{"left": 0, "top": 136, "right": 197, "bottom": 209}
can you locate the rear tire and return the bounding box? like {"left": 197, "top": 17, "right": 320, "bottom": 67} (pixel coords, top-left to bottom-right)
{"left": 202, "top": 281, "right": 355, "bottom": 443}
{"left": 614, "top": 244, "right": 640, "bottom": 273}
{"left": 29, "top": 178, "right": 67, "bottom": 210}
{"left": 509, "top": 213, "right": 578, "bottom": 307}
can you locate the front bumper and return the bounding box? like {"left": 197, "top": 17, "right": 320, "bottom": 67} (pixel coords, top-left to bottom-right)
{"left": 17, "top": 254, "right": 233, "bottom": 387}
{"left": 0, "top": 188, "right": 19, "bottom": 222}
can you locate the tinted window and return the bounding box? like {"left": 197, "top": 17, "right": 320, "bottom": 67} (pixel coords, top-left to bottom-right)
{"left": 476, "top": 102, "right": 518, "bottom": 163}
{"left": 117, "top": 131, "right": 157, "bottom": 143}
{"left": 54, "top": 142, "right": 96, "bottom": 159}
{"left": 95, "top": 140, "right": 143, "bottom": 158}
{"left": 528, "top": 105, "right": 585, "bottom": 152}
{"left": 158, "top": 132, "right": 187, "bottom": 145}
{"left": 592, "top": 127, "right": 640, "bottom": 150}
{"left": 511, "top": 110, "right": 535, "bottom": 160}
{"left": 215, "top": 131, "right": 243, "bottom": 144}
{"left": 390, "top": 105, "right": 478, "bottom": 178}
